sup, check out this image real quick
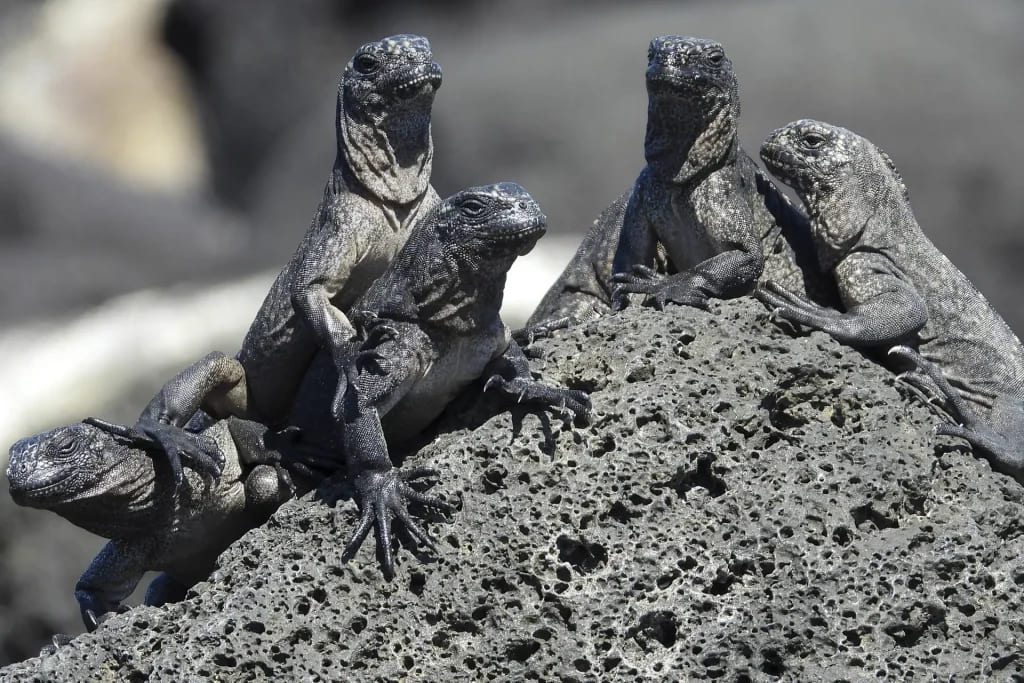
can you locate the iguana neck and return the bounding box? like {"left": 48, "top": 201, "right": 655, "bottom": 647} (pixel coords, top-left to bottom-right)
{"left": 337, "top": 98, "right": 433, "bottom": 206}
{"left": 808, "top": 176, "right": 911, "bottom": 271}
{"left": 644, "top": 94, "right": 737, "bottom": 186}
{"left": 374, "top": 226, "right": 510, "bottom": 334}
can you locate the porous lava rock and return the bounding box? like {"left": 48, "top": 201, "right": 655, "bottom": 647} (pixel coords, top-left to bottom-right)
{"left": 4, "top": 298, "right": 1024, "bottom": 680}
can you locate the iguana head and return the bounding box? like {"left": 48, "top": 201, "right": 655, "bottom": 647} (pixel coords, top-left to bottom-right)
{"left": 436, "top": 182, "right": 547, "bottom": 261}
{"left": 366, "top": 183, "right": 546, "bottom": 330}
{"left": 761, "top": 119, "right": 911, "bottom": 256}
{"left": 338, "top": 34, "right": 441, "bottom": 204}
{"left": 8, "top": 422, "right": 162, "bottom": 538}
{"left": 644, "top": 35, "right": 740, "bottom": 184}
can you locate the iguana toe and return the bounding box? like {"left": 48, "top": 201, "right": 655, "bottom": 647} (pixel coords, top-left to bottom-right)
{"left": 40, "top": 633, "right": 74, "bottom": 656}
{"left": 342, "top": 467, "right": 450, "bottom": 576}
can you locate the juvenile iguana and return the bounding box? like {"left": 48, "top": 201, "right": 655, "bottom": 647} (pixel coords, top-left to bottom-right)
{"left": 7, "top": 416, "right": 303, "bottom": 632}
{"left": 526, "top": 35, "right": 830, "bottom": 328}
{"left": 142, "top": 34, "right": 443, "bottom": 463}
{"left": 284, "top": 183, "right": 592, "bottom": 575}
{"left": 757, "top": 119, "right": 1024, "bottom": 482}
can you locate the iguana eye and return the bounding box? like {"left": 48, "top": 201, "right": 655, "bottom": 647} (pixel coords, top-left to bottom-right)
{"left": 354, "top": 53, "right": 381, "bottom": 74}
{"left": 704, "top": 49, "right": 725, "bottom": 66}
{"left": 459, "top": 198, "right": 488, "bottom": 218}
{"left": 57, "top": 435, "right": 78, "bottom": 455}
{"left": 802, "top": 132, "right": 827, "bottom": 149}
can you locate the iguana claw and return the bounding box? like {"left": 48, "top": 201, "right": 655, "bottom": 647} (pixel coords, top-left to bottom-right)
{"left": 83, "top": 417, "right": 224, "bottom": 487}
{"left": 483, "top": 375, "right": 591, "bottom": 419}
{"left": 511, "top": 317, "right": 570, "bottom": 347}
{"left": 39, "top": 633, "right": 74, "bottom": 656}
{"left": 342, "top": 466, "right": 453, "bottom": 577}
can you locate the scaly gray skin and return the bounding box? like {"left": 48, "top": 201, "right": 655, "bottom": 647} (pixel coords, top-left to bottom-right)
{"left": 526, "top": 35, "right": 831, "bottom": 329}
{"left": 757, "top": 119, "right": 1024, "bottom": 481}
{"left": 138, "top": 35, "right": 442, "bottom": 466}
{"left": 288, "top": 183, "right": 591, "bottom": 576}
{"left": 6, "top": 416, "right": 303, "bottom": 634}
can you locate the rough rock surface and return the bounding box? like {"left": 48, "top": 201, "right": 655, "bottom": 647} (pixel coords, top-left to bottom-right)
{"left": 5, "top": 298, "right": 1024, "bottom": 680}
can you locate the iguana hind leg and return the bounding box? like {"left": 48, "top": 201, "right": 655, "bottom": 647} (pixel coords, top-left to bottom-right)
{"left": 890, "top": 345, "right": 1024, "bottom": 482}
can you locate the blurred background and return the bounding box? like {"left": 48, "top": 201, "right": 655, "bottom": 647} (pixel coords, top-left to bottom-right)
{"left": 0, "top": 0, "right": 1021, "bottom": 664}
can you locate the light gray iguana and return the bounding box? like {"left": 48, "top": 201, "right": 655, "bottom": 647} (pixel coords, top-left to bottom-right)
{"left": 756, "top": 119, "right": 1024, "bottom": 482}
{"left": 526, "top": 35, "right": 833, "bottom": 330}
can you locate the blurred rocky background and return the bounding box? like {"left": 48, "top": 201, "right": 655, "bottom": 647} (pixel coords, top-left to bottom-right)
{"left": 0, "top": 0, "right": 1021, "bottom": 664}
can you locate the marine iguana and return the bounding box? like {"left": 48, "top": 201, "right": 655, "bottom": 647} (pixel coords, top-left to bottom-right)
{"left": 7, "top": 416, "right": 303, "bottom": 633}
{"left": 757, "top": 119, "right": 1024, "bottom": 482}
{"left": 136, "top": 184, "right": 590, "bottom": 576}
{"left": 526, "top": 35, "right": 830, "bottom": 328}
{"left": 140, "top": 34, "right": 443, "bottom": 467}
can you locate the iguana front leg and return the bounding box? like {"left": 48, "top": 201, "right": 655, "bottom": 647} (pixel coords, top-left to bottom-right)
{"left": 617, "top": 238, "right": 762, "bottom": 311}
{"left": 757, "top": 274, "right": 927, "bottom": 346}
{"left": 482, "top": 339, "right": 591, "bottom": 419}
{"left": 75, "top": 538, "right": 154, "bottom": 630}
{"left": 40, "top": 539, "right": 149, "bottom": 653}
{"left": 337, "top": 325, "right": 453, "bottom": 576}
{"left": 612, "top": 265, "right": 713, "bottom": 311}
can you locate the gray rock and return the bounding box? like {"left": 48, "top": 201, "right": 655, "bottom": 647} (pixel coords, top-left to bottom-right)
{"left": 5, "top": 298, "right": 1024, "bottom": 679}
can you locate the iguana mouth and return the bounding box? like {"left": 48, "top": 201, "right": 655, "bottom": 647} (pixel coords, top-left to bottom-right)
{"left": 761, "top": 144, "right": 808, "bottom": 179}
{"left": 395, "top": 64, "right": 442, "bottom": 99}
{"left": 9, "top": 470, "right": 77, "bottom": 505}
{"left": 486, "top": 217, "right": 546, "bottom": 243}
{"left": 647, "top": 72, "right": 725, "bottom": 98}
{"left": 482, "top": 218, "right": 546, "bottom": 256}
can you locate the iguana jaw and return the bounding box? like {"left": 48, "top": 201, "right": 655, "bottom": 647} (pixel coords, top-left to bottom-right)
{"left": 393, "top": 63, "right": 443, "bottom": 102}
{"left": 8, "top": 466, "right": 77, "bottom": 507}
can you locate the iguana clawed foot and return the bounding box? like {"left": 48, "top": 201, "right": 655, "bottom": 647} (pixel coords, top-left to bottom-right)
{"left": 889, "top": 345, "right": 1024, "bottom": 483}
{"left": 82, "top": 417, "right": 224, "bottom": 487}
{"left": 755, "top": 280, "right": 836, "bottom": 329}
{"left": 512, "top": 316, "right": 571, "bottom": 347}
{"left": 611, "top": 266, "right": 711, "bottom": 311}
{"left": 483, "top": 375, "right": 591, "bottom": 420}
{"left": 342, "top": 466, "right": 454, "bottom": 577}
{"left": 36, "top": 597, "right": 129, "bottom": 654}
{"left": 39, "top": 633, "right": 74, "bottom": 656}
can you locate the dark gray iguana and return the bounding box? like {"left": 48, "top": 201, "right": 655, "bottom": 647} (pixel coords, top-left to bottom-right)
{"left": 140, "top": 184, "right": 590, "bottom": 576}
{"left": 756, "top": 119, "right": 1024, "bottom": 482}
{"left": 140, "top": 34, "right": 443, "bottom": 473}
{"left": 7, "top": 416, "right": 304, "bottom": 635}
{"left": 526, "top": 35, "right": 832, "bottom": 328}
